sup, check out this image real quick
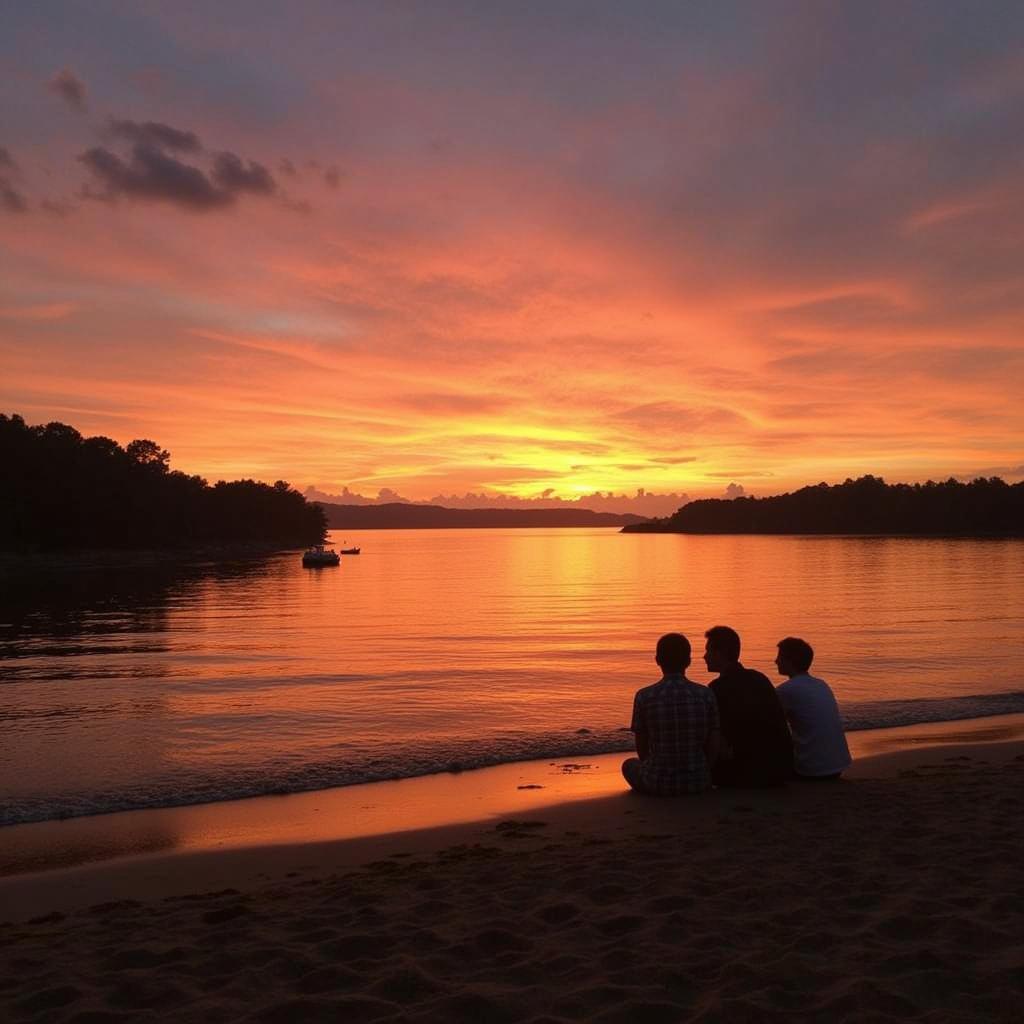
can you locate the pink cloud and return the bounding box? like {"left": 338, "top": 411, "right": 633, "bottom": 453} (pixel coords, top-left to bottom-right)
{"left": 3, "top": 5, "right": 1023, "bottom": 499}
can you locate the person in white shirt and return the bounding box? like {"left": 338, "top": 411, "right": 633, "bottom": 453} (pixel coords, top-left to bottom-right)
{"left": 774, "top": 637, "right": 852, "bottom": 780}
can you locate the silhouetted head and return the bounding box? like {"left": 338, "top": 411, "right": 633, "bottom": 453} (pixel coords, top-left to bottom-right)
{"left": 703, "top": 625, "right": 740, "bottom": 673}
{"left": 775, "top": 636, "right": 814, "bottom": 677}
{"left": 655, "top": 632, "right": 691, "bottom": 674}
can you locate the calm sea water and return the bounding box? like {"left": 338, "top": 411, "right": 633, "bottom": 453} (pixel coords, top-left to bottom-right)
{"left": 2, "top": 529, "right": 1023, "bottom": 825}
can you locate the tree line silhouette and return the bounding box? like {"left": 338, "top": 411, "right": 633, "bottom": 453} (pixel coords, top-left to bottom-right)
{"left": 622, "top": 475, "right": 1024, "bottom": 535}
{"left": 0, "top": 414, "right": 327, "bottom": 551}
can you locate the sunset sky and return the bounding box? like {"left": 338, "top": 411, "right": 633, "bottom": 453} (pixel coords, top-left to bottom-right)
{"left": 2, "top": 2, "right": 1023, "bottom": 511}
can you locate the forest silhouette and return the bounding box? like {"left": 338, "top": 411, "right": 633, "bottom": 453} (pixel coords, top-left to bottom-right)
{"left": 623, "top": 474, "right": 1024, "bottom": 535}
{"left": 0, "top": 414, "right": 326, "bottom": 551}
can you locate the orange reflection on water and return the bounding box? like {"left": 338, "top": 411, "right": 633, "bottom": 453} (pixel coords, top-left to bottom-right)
{"left": 4, "top": 530, "right": 1024, "bottom": 829}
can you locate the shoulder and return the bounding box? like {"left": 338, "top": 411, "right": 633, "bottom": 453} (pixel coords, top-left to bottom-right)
{"left": 743, "top": 667, "right": 774, "bottom": 688}
{"left": 775, "top": 677, "right": 799, "bottom": 703}
{"left": 782, "top": 673, "right": 825, "bottom": 691}
{"left": 697, "top": 683, "right": 718, "bottom": 707}
{"left": 680, "top": 678, "right": 714, "bottom": 697}
{"left": 633, "top": 680, "right": 665, "bottom": 702}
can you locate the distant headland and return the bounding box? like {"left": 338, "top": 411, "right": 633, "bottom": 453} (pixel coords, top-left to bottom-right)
{"left": 317, "top": 502, "right": 647, "bottom": 529}
{"left": 622, "top": 475, "right": 1024, "bottom": 536}
{"left": 0, "top": 414, "right": 326, "bottom": 552}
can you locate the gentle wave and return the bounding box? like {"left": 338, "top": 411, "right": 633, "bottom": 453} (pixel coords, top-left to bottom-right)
{"left": 3, "top": 690, "right": 1023, "bottom": 827}
{"left": 843, "top": 690, "right": 1024, "bottom": 731}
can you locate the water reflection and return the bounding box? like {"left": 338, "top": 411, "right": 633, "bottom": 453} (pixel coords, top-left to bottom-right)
{"left": 0, "top": 552, "right": 281, "bottom": 825}
{"left": 0, "top": 554, "right": 275, "bottom": 672}
{"left": 2, "top": 532, "right": 1023, "bottom": 826}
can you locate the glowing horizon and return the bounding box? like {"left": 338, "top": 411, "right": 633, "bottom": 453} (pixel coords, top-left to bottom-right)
{"left": 2, "top": 3, "right": 1023, "bottom": 508}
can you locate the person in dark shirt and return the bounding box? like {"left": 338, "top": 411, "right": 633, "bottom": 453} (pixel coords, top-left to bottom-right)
{"left": 703, "top": 625, "right": 792, "bottom": 787}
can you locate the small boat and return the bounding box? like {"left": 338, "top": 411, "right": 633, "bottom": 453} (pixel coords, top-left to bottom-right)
{"left": 302, "top": 544, "right": 340, "bottom": 567}
{"left": 340, "top": 547, "right": 361, "bottom": 555}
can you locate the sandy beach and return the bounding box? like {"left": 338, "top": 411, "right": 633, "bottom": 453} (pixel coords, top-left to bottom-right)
{"left": 3, "top": 720, "right": 1024, "bottom": 1022}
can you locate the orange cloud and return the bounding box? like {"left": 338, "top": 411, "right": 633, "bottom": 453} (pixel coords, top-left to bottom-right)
{"left": 3, "top": 4, "right": 1023, "bottom": 497}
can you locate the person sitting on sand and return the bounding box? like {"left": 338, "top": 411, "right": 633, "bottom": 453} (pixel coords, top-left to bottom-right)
{"left": 704, "top": 625, "right": 793, "bottom": 788}
{"left": 622, "top": 633, "right": 720, "bottom": 795}
{"left": 774, "top": 636, "right": 852, "bottom": 780}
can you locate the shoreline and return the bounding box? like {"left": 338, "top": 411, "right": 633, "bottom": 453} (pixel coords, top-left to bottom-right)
{"left": 0, "top": 542, "right": 302, "bottom": 572}
{"left": 2, "top": 713, "right": 1022, "bottom": 907}
{"left": 620, "top": 526, "right": 1024, "bottom": 537}
{"left": 2, "top": 727, "right": 1022, "bottom": 1022}
{"left": 5, "top": 705, "right": 1024, "bottom": 833}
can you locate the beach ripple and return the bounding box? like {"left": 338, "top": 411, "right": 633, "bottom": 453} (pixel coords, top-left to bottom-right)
{"left": 2, "top": 752, "right": 1024, "bottom": 1022}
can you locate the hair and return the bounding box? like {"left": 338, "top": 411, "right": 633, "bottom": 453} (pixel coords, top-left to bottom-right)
{"left": 704, "top": 625, "right": 741, "bottom": 661}
{"left": 777, "top": 636, "right": 814, "bottom": 673}
{"left": 655, "top": 632, "right": 691, "bottom": 672}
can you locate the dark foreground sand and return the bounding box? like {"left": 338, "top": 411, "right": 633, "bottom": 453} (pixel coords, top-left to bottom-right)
{"left": 3, "top": 738, "right": 1024, "bottom": 1023}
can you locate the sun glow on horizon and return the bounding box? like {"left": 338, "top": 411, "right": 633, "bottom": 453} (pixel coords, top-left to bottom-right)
{"left": 2, "top": 4, "right": 1022, "bottom": 509}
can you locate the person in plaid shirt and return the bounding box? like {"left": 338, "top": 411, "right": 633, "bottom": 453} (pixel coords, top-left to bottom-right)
{"left": 622, "top": 633, "right": 720, "bottom": 795}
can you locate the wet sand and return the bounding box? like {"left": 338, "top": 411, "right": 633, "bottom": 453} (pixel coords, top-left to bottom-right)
{"left": 2, "top": 717, "right": 1023, "bottom": 1022}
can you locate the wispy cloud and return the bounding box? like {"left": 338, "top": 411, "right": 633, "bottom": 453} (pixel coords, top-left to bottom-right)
{"left": 48, "top": 69, "right": 87, "bottom": 112}
{"left": 0, "top": 146, "right": 26, "bottom": 213}
{"left": 107, "top": 119, "right": 201, "bottom": 153}
{"left": 0, "top": 181, "right": 27, "bottom": 213}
